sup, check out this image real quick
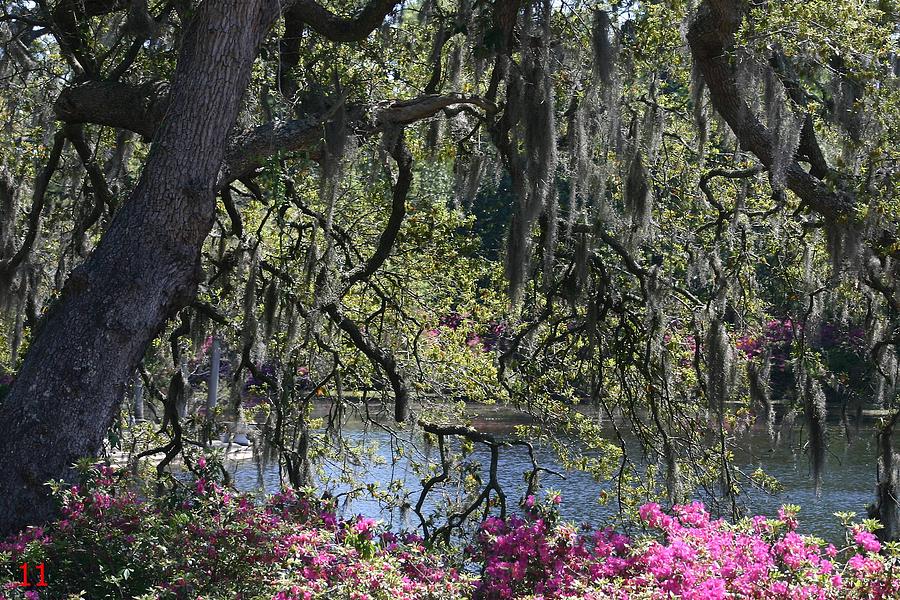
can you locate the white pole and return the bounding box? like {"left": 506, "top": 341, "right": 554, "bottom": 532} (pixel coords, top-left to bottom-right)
{"left": 207, "top": 337, "right": 220, "bottom": 411}
{"left": 133, "top": 376, "right": 144, "bottom": 421}
{"left": 177, "top": 355, "right": 189, "bottom": 419}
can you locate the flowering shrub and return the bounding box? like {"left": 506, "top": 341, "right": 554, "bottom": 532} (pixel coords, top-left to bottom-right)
{"left": 0, "top": 460, "right": 472, "bottom": 600}
{"left": 431, "top": 312, "right": 509, "bottom": 353}
{"left": 2, "top": 465, "right": 898, "bottom": 599}
{"left": 736, "top": 319, "right": 797, "bottom": 366}
{"left": 735, "top": 319, "right": 866, "bottom": 375}
{"left": 472, "top": 498, "right": 900, "bottom": 599}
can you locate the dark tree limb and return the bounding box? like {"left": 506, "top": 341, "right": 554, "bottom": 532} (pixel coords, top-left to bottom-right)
{"left": 698, "top": 165, "right": 764, "bottom": 240}
{"left": 54, "top": 79, "right": 170, "bottom": 140}
{"left": 419, "top": 421, "right": 507, "bottom": 543}
{"left": 769, "top": 53, "right": 831, "bottom": 180}
{"left": 423, "top": 25, "right": 451, "bottom": 95}
{"left": 277, "top": 4, "right": 306, "bottom": 97}
{"left": 322, "top": 302, "right": 409, "bottom": 422}
{"left": 413, "top": 431, "right": 451, "bottom": 539}
{"left": 220, "top": 110, "right": 336, "bottom": 183}
{"left": 0, "top": 131, "right": 65, "bottom": 278}
{"left": 376, "top": 94, "right": 495, "bottom": 126}
{"left": 687, "top": 0, "right": 854, "bottom": 220}
{"left": 65, "top": 123, "right": 114, "bottom": 231}
{"left": 416, "top": 420, "right": 564, "bottom": 542}
{"left": 343, "top": 128, "right": 411, "bottom": 291}
{"left": 191, "top": 299, "right": 230, "bottom": 326}
{"left": 290, "top": 0, "right": 401, "bottom": 42}
{"left": 220, "top": 187, "right": 244, "bottom": 238}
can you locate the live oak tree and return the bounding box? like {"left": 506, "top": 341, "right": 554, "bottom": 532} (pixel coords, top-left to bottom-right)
{"left": 0, "top": 0, "right": 898, "bottom": 541}
{"left": 0, "top": 0, "right": 420, "bottom": 536}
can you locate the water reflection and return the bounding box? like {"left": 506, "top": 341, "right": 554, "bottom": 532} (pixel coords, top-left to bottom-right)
{"left": 224, "top": 408, "right": 887, "bottom": 543}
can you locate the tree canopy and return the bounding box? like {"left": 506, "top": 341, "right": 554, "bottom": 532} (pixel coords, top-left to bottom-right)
{"left": 0, "top": 0, "right": 899, "bottom": 542}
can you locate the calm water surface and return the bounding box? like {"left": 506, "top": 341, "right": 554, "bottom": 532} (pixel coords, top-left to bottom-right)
{"left": 224, "top": 405, "right": 887, "bottom": 543}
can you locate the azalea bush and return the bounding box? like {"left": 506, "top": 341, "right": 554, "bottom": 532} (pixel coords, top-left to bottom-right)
{"left": 2, "top": 463, "right": 899, "bottom": 599}
{"left": 735, "top": 319, "right": 867, "bottom": 383}
{"left": 0, "top": 460, "right": 472, "bottom": 600}
{"left": 472, "top": 498, "right": 900, "bottom": 599}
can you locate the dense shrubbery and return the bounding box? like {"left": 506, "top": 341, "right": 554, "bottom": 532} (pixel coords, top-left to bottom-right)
{"left": 2, "top": 463, "right": 898, "bottom": 599}
{"left": 735, "top": 319, "right": 867, "bottom": 381}
{"left": 473, "top": 499, "right": 900, "bottom": 599}
{"left": 0, "top": 461, "right": 471, "bottom": 600}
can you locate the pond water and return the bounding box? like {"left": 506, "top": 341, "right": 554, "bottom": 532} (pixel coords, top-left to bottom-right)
{"left": 223, "top": 404, "right": 889, "bottom": 543}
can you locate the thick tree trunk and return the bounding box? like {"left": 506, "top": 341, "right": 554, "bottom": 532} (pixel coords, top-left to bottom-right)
{"left": 0, "top": 0, "right": 278, "bottom": 536}
{"left": 874, "top": 411, "right": 900, "bottom": 541}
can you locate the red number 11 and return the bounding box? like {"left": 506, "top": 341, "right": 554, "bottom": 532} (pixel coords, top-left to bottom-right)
{"left": 19, "top": 563, "right": 47, "bottom": 587}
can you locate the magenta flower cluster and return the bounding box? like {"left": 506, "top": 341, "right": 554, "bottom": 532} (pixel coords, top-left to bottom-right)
{"left": 735, "top": 319, "right": 798, "bottom": 367}
{"left": 0, "top": 462, "right": 471, "bottom": 600}
{"left": 735, "top": 319, "right": 865, "bottom": 371}
{"left": 472, "top": 499, "right": 899, "bottom": 599}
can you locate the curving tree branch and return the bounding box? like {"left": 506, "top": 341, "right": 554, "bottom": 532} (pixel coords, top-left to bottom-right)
{"left": 343, "top": 128, "right": 411, "bottom": 291}
{"left": 322, "top": 301, "right": 410, "bottom": 422}
{"left": 687, "top": 0, "right": 854, "bottom": 220}
{"left": 65, "top": 123, "right": 114, "bottom": 232}
{"left": 290, "top": 0, "right": 401, "bottom": 42}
